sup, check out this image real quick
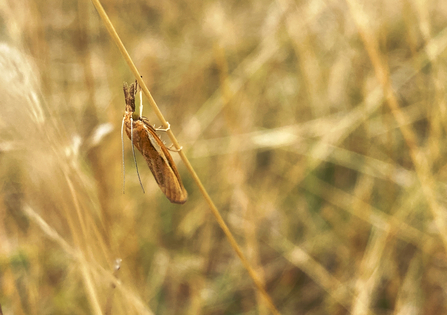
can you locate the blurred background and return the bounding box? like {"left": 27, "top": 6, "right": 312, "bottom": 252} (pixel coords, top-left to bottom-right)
{"left": 1, "top": 0, "right": 447, "bottom": 314}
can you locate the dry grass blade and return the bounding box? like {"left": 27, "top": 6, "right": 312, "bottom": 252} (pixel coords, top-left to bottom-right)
{"left": 90, "top": 0, "right": 280, "bottom": 313}
{"left": 346, "top": 0, "right": 447, "bottom": 252}
{"left": 23, "top": 205, "right": 154, "bottom": 315}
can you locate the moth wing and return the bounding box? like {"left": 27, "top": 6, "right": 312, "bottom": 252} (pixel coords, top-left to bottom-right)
{"left": 140, "top": 120, "right": 188, "bottom": 204}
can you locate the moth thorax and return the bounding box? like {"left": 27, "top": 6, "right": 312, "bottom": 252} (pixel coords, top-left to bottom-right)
{"left": 132, "top": 112, "right": 140, "bottom": 120}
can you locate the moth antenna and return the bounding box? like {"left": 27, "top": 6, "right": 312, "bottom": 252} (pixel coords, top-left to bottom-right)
{"left": 130, "top": 117, "right": 145, "bottom": 193}
{"left": 121, "top": 116, "right": 126, "bottom": 194}
{"left": 139, "top": 89, "right": 143, "bottom": 118}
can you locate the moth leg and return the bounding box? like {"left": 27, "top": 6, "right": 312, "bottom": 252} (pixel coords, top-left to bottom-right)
{"left": 155, "top": 121, "right": 170, "bottom": 132}
{"left": 139, "top": 88, "right": 143, "bottom": 118}
{"left": 167, "top": 144, "right": 183, "bottom": 152}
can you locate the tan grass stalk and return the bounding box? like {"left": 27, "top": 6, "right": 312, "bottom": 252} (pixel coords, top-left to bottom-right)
{"left": 346, "top": 0, "right": 447, "bottom": 252}
{"left": 89, "top": 0, "right": 281, "bottom": 314}
{"left": 23, "top": 204, "right": 154, "bottom": 314}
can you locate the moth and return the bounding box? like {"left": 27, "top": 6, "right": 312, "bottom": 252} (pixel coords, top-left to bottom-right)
{"left": 121, "top": 80, "right": 188, "bottom": 204}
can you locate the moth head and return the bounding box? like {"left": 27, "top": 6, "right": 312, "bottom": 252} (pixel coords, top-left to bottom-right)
{"left": 123, "top": 82, "right": 136, "bottom": 113}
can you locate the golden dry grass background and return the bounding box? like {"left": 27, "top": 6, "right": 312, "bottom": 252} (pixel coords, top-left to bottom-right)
{"left": 1, "top": 0, "right": 447, "bottom": 314}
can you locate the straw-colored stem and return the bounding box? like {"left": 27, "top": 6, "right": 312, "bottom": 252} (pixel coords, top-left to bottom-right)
{"left": 90, "top": 0, "right": 281, "bottom": 314}
{"left": 346, "top": 0, "right": 447, "bottom": 253}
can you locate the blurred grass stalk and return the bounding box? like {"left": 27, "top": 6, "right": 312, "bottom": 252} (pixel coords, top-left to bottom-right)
{"left": 346, "top": 0, "right": 447, "bottom": 253}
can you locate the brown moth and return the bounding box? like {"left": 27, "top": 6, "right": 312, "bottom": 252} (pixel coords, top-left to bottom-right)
{"left": 122, "top": 80, "right": 188, "bottom": 204}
